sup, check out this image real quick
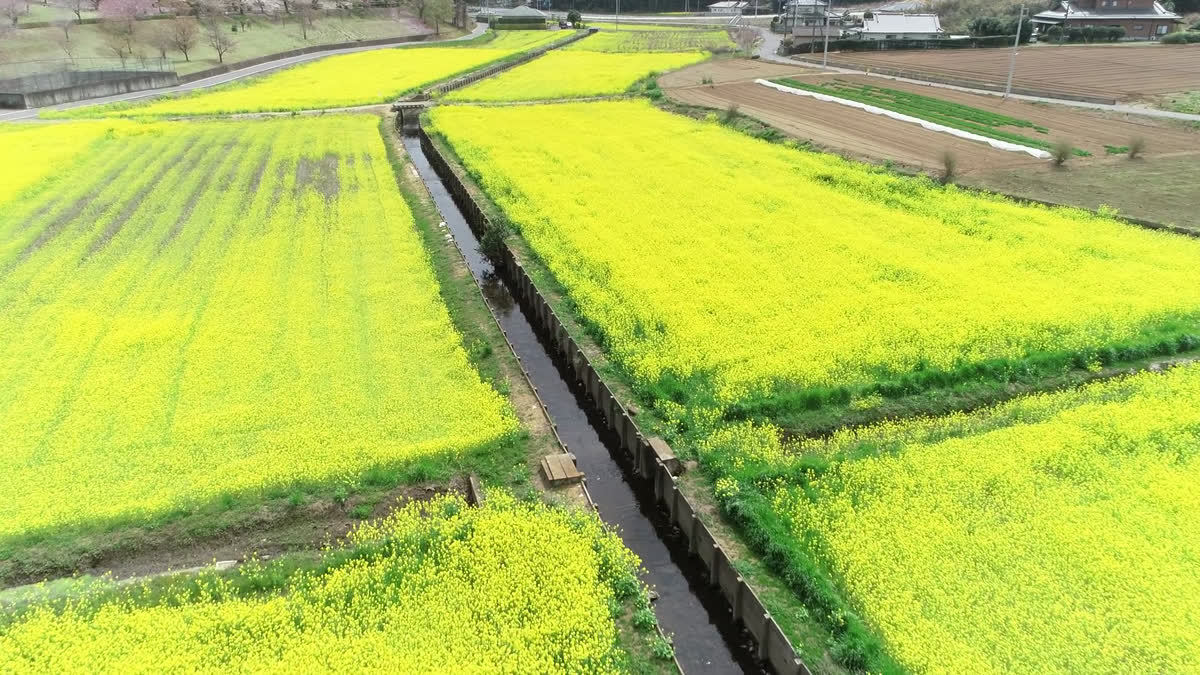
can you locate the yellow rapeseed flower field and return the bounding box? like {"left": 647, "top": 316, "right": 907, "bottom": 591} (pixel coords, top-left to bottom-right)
{"left": 0, "top": 121, "right": 139, "bottom": 206}
{"left": 0, "top": 493, "right": 649, "bottom": 672}
{"left": 444, "top": 50, "right": 708, "bottom": 101}
{"left": 48, "top": 32, "right": 567, "bottom": 118}
{"left": 751, "top": 364, "right": 1200, "bottom": 672}
{"left": 429, "top": 101, "right": 1200, "bottom": 406}
{"left": 0, "top": 115, "right": 516, "bottom": 545}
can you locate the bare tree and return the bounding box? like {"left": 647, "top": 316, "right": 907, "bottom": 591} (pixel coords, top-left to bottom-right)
{"left": 169, "top": 16, "right": 197, "bottom": 60}
{"left": 202, "top": 17, "right": 236, "bottom": 63}
{"left": 52, "top": 17, "right": 73, "bottom": 40}
{"left": 279, "top": 0, "right": 291, "bottom": 13}
{"left": 296, "top": 2, "right": 316, "bottom": 38}
{"left": 733, "top": 26, "right": 756, "bottom": 56}
{"left": 0, "top": 0, "right": 27, "bottom": 27}
{"left": 66, "top": 0, "right": 89, "bottom": 20}
{"left": 144, "top": 18, "right": 173, "bottom": 57}
{"left": 52, "top": 28, "right": 78, "bottom": 61}
{"left": 100, "top": 24, "right": 136, "bottom": 63}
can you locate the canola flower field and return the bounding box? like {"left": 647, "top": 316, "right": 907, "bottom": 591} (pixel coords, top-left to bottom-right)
{"left": 429, "top": 100, "right": 1200, "bottom": 410}
{"left": 0, "top": 121, "right": 135, "bottom": 206}
{"left": 444, "top": 50, "right": 707, "bottom": 102}
{"left": 699, "top": 365, "right": 1200, "bottom": 673}
{"left": 567, "top": 28, "right": 734, "bottom": 52}
{"left": 0, "top": 116, "right": 516, "bottom": 547}
{"left": 0, "top": 494, "right": 656, "bottom": 672}
{"left": 46, "top": 31, "right": 568, "bottom": 118}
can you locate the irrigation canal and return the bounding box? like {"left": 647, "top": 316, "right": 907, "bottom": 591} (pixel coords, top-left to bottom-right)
{"left": 403, "top": 137, "right": 764, "bottom": 674}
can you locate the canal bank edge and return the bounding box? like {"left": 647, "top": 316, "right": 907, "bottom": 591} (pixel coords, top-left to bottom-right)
{"left": 416, "top": 124, "right": 812, "bottom": 675}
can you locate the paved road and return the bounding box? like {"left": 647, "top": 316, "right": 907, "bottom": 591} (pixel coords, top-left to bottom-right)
{"left": 750, "top": 26, "right": 1200, "bottom": 122}
{"left": 0, "top": 23, "right": 487, "bottom": 122}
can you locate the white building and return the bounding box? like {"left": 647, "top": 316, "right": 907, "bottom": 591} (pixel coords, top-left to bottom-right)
{"left": 844, "top": 12, "right": 948, "bottom": 40}
{"left": 708, "top": 1, "right": 748, "bottom": 14}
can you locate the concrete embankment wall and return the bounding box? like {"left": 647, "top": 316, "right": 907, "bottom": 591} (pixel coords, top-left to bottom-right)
{"left": 417, "top": 126, "right": 812, "bottom": 675}
{"left": 1, "top": 71, "right": 179, "bottom": 108}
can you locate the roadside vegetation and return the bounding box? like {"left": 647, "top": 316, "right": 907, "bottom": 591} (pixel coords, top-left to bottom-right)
{"left": 0, "top": 493, "right": 672, "bottom": 673}
{"left": 772, "top": 77, "right": 1089, "bottom": 156}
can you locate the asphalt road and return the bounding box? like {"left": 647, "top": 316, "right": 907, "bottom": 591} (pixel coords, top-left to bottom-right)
{"left": 0, "top": 23, "right": 486, "bottom": 122}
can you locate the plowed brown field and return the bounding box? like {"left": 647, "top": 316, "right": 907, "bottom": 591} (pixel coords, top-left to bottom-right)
{"left": 663, "top": 61, "right": 1199, "bottom": 171}
{"left": 661, "top": 59, "right": 1200, "bottom": 226}
{"left": 809, "top": 45, "right": 1200, "bottom": 102}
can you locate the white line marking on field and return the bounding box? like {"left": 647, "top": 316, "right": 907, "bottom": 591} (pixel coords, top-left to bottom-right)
{"left": 755, "top": 78, "right": 1053, "bottom": 160}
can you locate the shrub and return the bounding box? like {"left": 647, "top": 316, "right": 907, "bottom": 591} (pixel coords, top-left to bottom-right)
{"left": 1160, "top": 31, "right": 1200, "bottom": 44}
{"left": 1128, "top": 135, "right": 1145, "bottom": 158}
{"left": 722, "top": 102, "right": 740, "bottom": 123}
{"left": 940, "top": 150, "right": 957, "bottom": 184}
{"left": 1051, "top": 139, "right": 1073, "bottom": 166}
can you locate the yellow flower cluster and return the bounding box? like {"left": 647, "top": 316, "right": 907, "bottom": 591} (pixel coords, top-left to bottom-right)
{"left": 0, "top": 493, "right": 643, "bottom": 673}
{"left": 429, "top": 100, "right": 1200, "bottom": 403}
{"left": 772, "top": 364, "right": 1200, "bottom": 672}
{"left": 48, "top": 32, "right": 566, "bottom": 118}
{"left": 444, "top": 50, "right": 707, "bottom": 101}
{"left": 0, "top": 121, "right": 138, "bottom": 206}
{"left": 567, "top": 28, "right": 734, "bottom": 52}
{"left": 0, "top": 115, "right": 516, "bottom": 543}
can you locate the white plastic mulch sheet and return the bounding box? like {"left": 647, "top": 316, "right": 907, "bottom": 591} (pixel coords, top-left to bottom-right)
{"left": 755, "top": 78, "right": 1052, "bottom": 160}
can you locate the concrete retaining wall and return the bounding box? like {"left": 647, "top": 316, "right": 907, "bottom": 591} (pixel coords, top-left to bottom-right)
{"left": 1, "top": 71, "right": 178, "bottom": 108}
{"left": 418, "top": 126, "right": 811, "bottom": 675}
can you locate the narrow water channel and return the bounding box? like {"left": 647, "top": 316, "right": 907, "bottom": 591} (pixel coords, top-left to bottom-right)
{"left": 402, "top": 137, "right": 764, "bottom": 674}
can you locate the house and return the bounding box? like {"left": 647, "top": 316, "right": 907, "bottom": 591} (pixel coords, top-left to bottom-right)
{"left": 847, "top": 12, "right": 947, "bottom": 40}
{"left": 1032, "top": 0, "right": 1180, "bottom": 39}
{"left": 780, "top": 0, "right": 842, "bottom": 42}
{"left": 708, "top": 1, "right": 748, "bottom": 14}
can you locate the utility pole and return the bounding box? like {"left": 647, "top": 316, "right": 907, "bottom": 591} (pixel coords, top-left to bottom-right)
{"left": 821, "top": 0, "right": 831, "bottom": 67}
{"left": 1003, "top": 4, "right": 1025, "bottom": 99}
{"left": 616, "top": 0, "right": 619, "bottom": 30}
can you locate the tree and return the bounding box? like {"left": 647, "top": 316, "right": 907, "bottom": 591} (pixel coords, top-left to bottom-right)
{"left": 296, "top": 2, "right": 317, "bottom": 38}
{"left": 53, "top": 17, "right": 73, "bottom": 40}
{"left": 0, "top": 0, "right": 27, "bottom": 27}
{"left": 426, "top": 0, "right": 451, "bottom": 33}
{"left": 202, "top": 16, "right": 236, "bottom": 62}
{"left": 566, "top": 8, "right": 580, "bottom": 25}
{"left": 66, "top": 0, "right": 89, "bottom": 20}
{"left": 144, "top": 17, "right": 174, "bottom": 57}
{"left": 406, "top": 0, "right": 427, "bottom": 23}
{"left": 169, "top": 16, "right": 197, "bottom": 60}
{"left": 52, "top": 29, "right": 77, "bottom": 61}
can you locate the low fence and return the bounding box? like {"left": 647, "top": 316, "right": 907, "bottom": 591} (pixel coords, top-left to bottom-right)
{"left": 417, "top": 126, "right": 811, "bottom": 675}
{"left": 179, "top": 32, "right": 436, "bottom": 84}
{"left": 790, "top": 55, "right": 1118, "bottom": 104}
{"left": 418, "top": 28, "right": 595, "bottom": 98}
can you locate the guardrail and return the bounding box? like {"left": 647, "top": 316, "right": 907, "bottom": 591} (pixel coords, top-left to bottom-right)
{"left": 417, "top": 125, "right": 812, "bottom": 675}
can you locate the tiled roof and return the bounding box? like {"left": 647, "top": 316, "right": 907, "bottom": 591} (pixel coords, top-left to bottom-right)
{"left": 1034, "top": 0, "right": 1180, "bottom": 20}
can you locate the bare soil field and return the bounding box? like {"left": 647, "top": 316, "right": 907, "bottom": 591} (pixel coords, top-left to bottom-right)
{"left": 807, "top": 45, "right": 1200, "bottom": 102}
{"left": 661, "top": 59, "right": 1200, "bottom": 227}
